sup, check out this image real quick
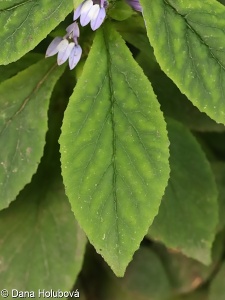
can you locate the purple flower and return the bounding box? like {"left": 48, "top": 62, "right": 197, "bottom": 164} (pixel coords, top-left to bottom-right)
{"left": 46, "top": 22, "right": 82, "bottom": 70}
{"left": 74, "top": 0, "right": 108, "bottom": 31}
{"left": 126, "top": 0, "right": 142, "bottom": 12}
{"left": 65, "top": 22, "right": 80, "bottom": 41}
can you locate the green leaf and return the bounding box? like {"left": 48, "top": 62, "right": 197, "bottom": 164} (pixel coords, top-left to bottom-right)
{"left": 0, "top": 53, "right": 42, "bottom": 83}
{"left": 136, "top": 52, "right": 225, "bottom": 132}
{"left": 115, "top": 15, "right": 151, "bottom": 56}
{"left": 169, "top": 289, "right": 209, "bottom": 300}
{"left": 100, "top": 246, "right": 172, "bottom": 300}
{"left": 149, "top": 119, "right": 218, "bottom": 264}
{"left": 0, "top": 59, "right": 65, "bottom": 209}
{"left": 211, "top": 162, "right": 225, "bottom": 231}
{"left": 217, "top": 0, "right": 225, "bottom": 6}
{"left": 0, "top": 164, "right": 86, "bottom": 291}
{"left": 60, "top": 24, "right": 170, "bottom": 276}
{"left": 108, "top": 1, "right": 133, "bottom": 21}
{"left": 140, "top": 0, "right": 225, "bottom": 124}
{"left": 209, "top": 263, "right": 225, "bottom": 300}
{"left": 198, "top": 132, "right": 225, "bottom": 159}
{"left": 152, "top": 232, "right": 225, "bottom": 295}
{"left": 0, "top": 0, "right": 77, "bottom": 65}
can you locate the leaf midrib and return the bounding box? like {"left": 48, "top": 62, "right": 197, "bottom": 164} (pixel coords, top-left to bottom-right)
{"left": 0, "top": 0, "right": 34, "bottom": 12}
{"left": 102, "top": 28, "right": 122, "bottom": 268}
{"left": 0, "top": 63, "right": 57, "bottom": 136}
{"left": 163, "top": 0, "right": 225, "bottom": 70}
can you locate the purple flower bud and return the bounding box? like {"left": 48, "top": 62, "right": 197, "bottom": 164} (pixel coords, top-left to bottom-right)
{"left": 69, "top": 45, "right": 82, "bottom": 70}
{"left": 79, "top": 1, "right": 93, "bottom": 26}
{"left": 45, "top": 22, "right": 82, "bottom": 69}
{"left": 45, "top": 37, "right": 63, "bottom": 57}
{"left": 81, "top": 0, "right": 93, "bottom": 13}
{"left": 88, "top": 4, "right": 100, "bottom": 20}
{"left": 100, "top": 0, "right": 104, "bottom": 7}
{"left": 57, "top": 40, "right": 75, "bottom": 65}
{"left": 126, "top": 0, "right": 142, "bottom": 12}
{"left": 73, "top": 3, "right": 83, "bottom": 20}
{"left": 74, "top": 0, "right": 107, "bottom": 30}
{"left": 66, "top": 21, "right": 80, "bottom": 39}
{"left": 80, "top": 11, "right": 92, "bottom": 26}
{"left": 91, "top": 7, "right": 106, "bottom": 31}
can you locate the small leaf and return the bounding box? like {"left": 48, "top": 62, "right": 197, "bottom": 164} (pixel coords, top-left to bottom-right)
{"left": 140, "top": 0, "right": 225, "bottom": 124}
{"left": 0, "top": 166, "right": 86, "bottom": 290}
{"left": 149, "top": 119, "right": 218, "bottom": 264}
{"left": 0, "top": 59, "right": 65, "bottom": 209}
{"left": 60, "top": 24, "right": 170, "bottom": 276}
{"left": 0, "top": 0, "right": 79, "bottom": 65}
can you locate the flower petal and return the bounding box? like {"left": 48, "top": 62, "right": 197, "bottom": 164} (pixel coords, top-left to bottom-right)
{"left": 88, "top": 4, "right": 100, "bottom": 20}
{"left": 80, "top": 10, "right": 92, "bottom": 26}
{"left": 80, "top": 0, "right": 94, "bottom": 26}
{"left": 126, "top": 0, "right": 142, "bottom": 12}
{"left": 69, "top": 45, "right": 82, "bottom": 70}
{"left": 80, "top": 0, "right": 93, "bottom": 14}
{"left": 57, "top": 39, "right": 69, "bottom": 52}
{"left": 73, "top": 3, "right": 83, "bottom": 20}
{"left": 66, "top": 21, "right": 80, "bottom": 37}
{"left": 90, "top": 7, "right": 106, "bottom": 31}
{"left": 45, "top": 37, "right": 63, "bottom": 57}
{"left": 57, "top": 42, "right": 75, "bottom": 65}
{"left": 100, "top": 0, "right": 107, "bottom": 8}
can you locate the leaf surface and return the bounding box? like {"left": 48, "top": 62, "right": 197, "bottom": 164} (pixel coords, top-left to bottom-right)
{"left": 211, "top": 162, "right": 225, "bottom": 231}
{"left": 0, "top": 0, "right": 79, "bottom": 64}
{"left": 209, "top": 263, "right": 225, "bottom": 300}
{"left": 60, "top": 24, "right": 170, "bottom": 276}
{"left": 0, "top": 165, "right": 86, "bottom": 291}
{"left": 149, "top": 119, "right": 218, "bottom": 264}
{"left": 136, "top": 51, "right": 225, "bottom": 132}
{"left": 152, "top": 233, "right": 224, "bottom": 295}
{"left": 140, "top": 0, "right": 225, "bottom": 124}
{"left": 0, "top": 58, "right": 65, "bottom": 209}
{"left": 0, "top": 53, "right": 42, "bottom": 83}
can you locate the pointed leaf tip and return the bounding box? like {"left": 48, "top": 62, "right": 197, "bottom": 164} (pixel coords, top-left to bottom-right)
{"left": 60, "top": 24, "right": 170, "bottom": 276}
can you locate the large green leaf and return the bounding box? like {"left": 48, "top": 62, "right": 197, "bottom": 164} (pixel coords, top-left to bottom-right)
{"left": 0, "top": 59, "right": 65, "bottom": 209}
{"left": 149, "top": 119, "right": 218, "bottom": 264}
{"left": 0, "top": 0, "right": 78, "bottom": 65}
{"left": 0, "top": 164, "right": 86, "bottom": 291}
{"left": 136, "top": 52, "right": 225, "bottom": 133}
{"left": 140, "top": 0, "right": 225, "bottom": 124}
{"left": 60, "top": 24, "right": 170, "bottom": 276}
{"left": 0, "top": 69, "right": 87, "bottom": 290}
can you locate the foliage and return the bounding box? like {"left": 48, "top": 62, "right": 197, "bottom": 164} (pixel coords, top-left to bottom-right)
{"left": 0, "top": 0, "right": 225, "bottom": 298}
